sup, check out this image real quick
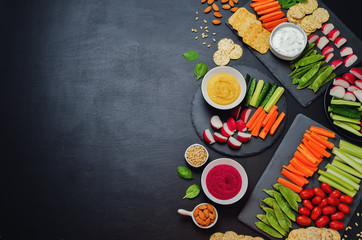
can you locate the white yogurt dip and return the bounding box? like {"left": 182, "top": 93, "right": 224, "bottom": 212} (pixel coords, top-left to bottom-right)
{"left": 271, "top": 26, "right": 306, "bottom": 57}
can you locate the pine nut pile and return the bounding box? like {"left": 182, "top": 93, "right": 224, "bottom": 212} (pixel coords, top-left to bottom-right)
{"left": 186, "top": 145, "right": 208, "bottom": 166}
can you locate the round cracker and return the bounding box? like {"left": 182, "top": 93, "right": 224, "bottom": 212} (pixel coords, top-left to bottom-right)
{"left": 223, "top": 231, "right": 238, "bottom": 240}
{"left": 287, "top": 11, "right": 302, "bottom": 25}
{"left": 218, "top": 38, "right": 235, "bottom": 54}
{"left": 213, "top": 50, "right": 230, "bottom": 66}
{"left": 210, "top": 232, "right": 224, "bottom": 240}
{"left": 229, "top": 44, "right": 243, "bottom": 59}
{"left": 312, "top": 7, "right": 330, "bottom": 23}
{"left": 298, "top": 0, "right": 318, "bottom": 14}
{"left": 300, "top": 15, "right": 318, "bottom": 33}
{"left": 288, "top": 4, "right": 305, "bottom": 19}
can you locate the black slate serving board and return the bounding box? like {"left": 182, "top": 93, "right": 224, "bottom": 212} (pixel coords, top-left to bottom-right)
{"left": 228, "top": 0, "right": 362, "bottom": 107}
{"left": 191, "top": 65, "right": 287, "bottom": 157}
{"left": 237, "top": 114, "right": 362, "bottom": 239}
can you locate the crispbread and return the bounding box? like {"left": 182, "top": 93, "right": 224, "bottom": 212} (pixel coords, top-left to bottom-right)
{"left": 312, "top": 7, "right": 330, "bottom": 23}
{"left": 222, "top": 231, "right": 239, "bottom": 240}
{"left": 218, "top": 38, "right": 235, "bottom": 54}
{"left": 298, "top": 0, "right": 318, "bottom": 14}
{"left": 236, "top": 18, "right": 262, "bottom": 37}
{"left": 228, "top": 7, "right": 256, "bottom": 27}
{"left": 213, "top": 49, "right": 230, "bottom": 66}
{"left": 229, "top": 44, "right": 243, "bottom": 59}
{"left": 288, "top": 4, "right": 305, "bottom": 19}
{"left": 242, "top": 23, "right": 270, "bottom": 54}
{"left": 210, "top": 232, "right": 224, "bottom": 240}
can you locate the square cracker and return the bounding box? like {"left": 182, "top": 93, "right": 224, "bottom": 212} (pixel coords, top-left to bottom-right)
{"left": 243, "top": 24, "right": 270, "bottom": 54}
{"left": 228, "top": 7, "right": 256, "bottom": 28}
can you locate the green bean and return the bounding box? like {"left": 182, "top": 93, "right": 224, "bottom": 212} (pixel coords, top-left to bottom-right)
{"left": 256, "top": 214, "right": 270, "bottom": 226}
{"left": 322, "top": 72, "right": 336, "bottom": 87}
{"left": 292, "top": 77, "right": 300, "bottom": 85}
{"left": 263, "top": 189, "right": 278, "bottom": 198}
{"left": 266, "top": 212, "right": 287, "bottom": 236}
{"left": 290, "top": 44, "right": 315, "bottom": 69}
{"left": 275, "top": 185, "right": 299, "bottom": 211}
{"left": 255, "top": 221, "right": 283, "bottom": 239}
{"left": 273, "top": 191, "right": 296, "bottom": 221}
{"left": 296, "top": 54, "right": 324, "bottom": 68}
{"left": 273, "top": 183, "right": 301, "bottom": 202}
{"left": 290, "top": 61, "right": 318, "bottom": 77}
{"left": 298, "top": 63, "right": 320, "bottom": 87}
{"left": 272, "top": 202, "right": 290, "bottom": 232}
{"left": 260, "top": 203, "right": 274, "bottom": 215}
{"left": 263, "top": 197, "right": 277, "bottom": 208}
{"left": 309, "top": 65, "right": 334, "bottom": 93}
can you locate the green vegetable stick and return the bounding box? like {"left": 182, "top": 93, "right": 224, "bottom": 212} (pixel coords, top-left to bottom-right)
{"left": 250, "top": 80, "right": 264, "bottom": 107}
{"left": 264, "top": 87, "right": 285, "bottom": 113}
{"left": 332, "top": 159, "right": 362, "bottom": 179}
{"left": 318, "top": 175, "right": 357, "bottom": 197}
{"left": 319, "top": 169, "right": 359, "bottom": 191}
{"left": 260, "top": 83, "right": 278, "bottom": 108}
{"left": 344, "top": 152, "right": 362, "bottom": 165}
{"left": 244, "top": 74, "right": 251, "bottom": 85}
{"left": 256, "top": 82, "right": 271, "bottom": 107}
{"left": 333, "top": 147, "right": 362, "bottom": 174}
{"left": 344, "top": 122, "right": 361, "bottom": 131}
{"left": 330, "top": 113, "right": 361, "bottom": 125}
{"left": 325, "top": 163, "right": 361, "bottom": 184}
{"left": 329, "top": 106, "right": 361, "bottom": 119}
{"left": 245, "top": 78, "right": 256, "bottom": 106}
{"left": 339, "top": 140, "right": 362, "bottom": 159}
{"left": 333, "top": 121, "right": 362, "bottom": 137}
{"left": 331, "top": 98, "right": 361, "bottom": 107}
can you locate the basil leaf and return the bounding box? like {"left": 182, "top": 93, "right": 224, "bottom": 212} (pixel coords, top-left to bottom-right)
{"left": 183, "top": 184, "right": 200, "bottom": 199}
{"left": 183, "top": 50, "right": 199, "bottom": 61}
{"left": 282, "top": 0, "right": 296, "bottom": 8}
{"left": 194, "top": 62, "right": 208, "bottom": 80}
{"left": 177, "top": 166, "right": 193, "bottom": 180}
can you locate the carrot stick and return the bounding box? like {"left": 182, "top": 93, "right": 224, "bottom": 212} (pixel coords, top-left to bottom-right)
{"left": 297, "top": 145, "right": 319, "bottom": 164}
{"left": 290, "top": 157, "right": 315, "bottom": 177}
{"left": 259, "top": 10, "right": 284, "bottom": 21}
{"left": 303, "top": 133, "right": 326, "bottom": 149}
{"left": 283, "top": 164, "right": 307, "bottom": 177}
{"left": 306, "top": 130, "right": 328, "bottom": 142}
{"left": 256, "top": 6, "right": 281, "bottom": 15}
{"left": 302, "top": 139, "right": 323, "bottom": 159}
{"left": 250, "top": 0, "right": 275, "bottom": 8}
{"left": 254, "top": 1, "right": 279, "bottom": 12}
{"left": 249, "top": 109, "right": 266, "bottom": 131}
{"left": 262, "top": 105, "right": 278, "bottom": 127}
{"left": 251, "top": 111, "right": 267, "bottom": 136}
{"left": 266, "top": 26, "right": 277, "bottom": 32}
{"left": 259, "top": 111, "right": 278, "bottom": 139}
{"left": 262, "top": 17, "right": 287, "bottom": 29}
{"left": 270, "top": 112, "right": 285, "bottom": 135}
{"left": 294, "top": 150, "right": 318, "bottom": 168}
{"left": 310, "top": 126, "right": 335, "bottom": 138}
{"left": 252, "top": 0, "right": 274, "bottom": 2}
{"left": 303, "top": 138, "right": 330, "bottom": 158}
{"left": 310, "top": 132, "right": 334, "bottom": 149}
{"left": 262, "top": 13, "right": 285, "bottom": 23}
{"left": 278, "top": 177, "right": 303, "bottom": 193}
{"left": 246, "top": 107, "right": 263, "bottom": 129}
{"left": 281, "top": 168, "right": 308, "bottom": 187}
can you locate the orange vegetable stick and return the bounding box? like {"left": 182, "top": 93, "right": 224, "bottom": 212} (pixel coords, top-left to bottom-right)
{"left": 303, "top": 133, "right": 326, "bottom": 149}
{"left": 251, "top": 111, "right": 267, "bottom": 136}
{"left": 262, "top": 105, "right": 278, "bottom": 127}
{"left": 290, "top": 157, "right": 316, "bottom": 177}
{"left": 302, "top": 139, "right": 323, "bottom": 159}
{"left": 249, "top": 109, "right": 266, "bottom": 131}
{"left": 297, "top": 144, "right": 319, "bottom": 164}
{"left": 266, "top": 26, "right": 277, "bottom": 32}
{"left": 262, "top": 13, "right": 285, "bottom": 23}
{"left": 306, "top": 130, "right": 328, "bottom": 141}
{"left": 281, "top": 168, "right": 308, "bottom": 187}
{"left": 294, "top": 150, "right": 318, "bottom": 169}
{"left": 246, "top": 107, "right": 263, "bottom": 128}
{"left": 252, "top": 0, "right": 274, "bottom": 2}
{"left": 283, "top": 164, "right": 307, "bottom": 177}
{"left": 254, "top": 1, "right": 279, "bottom": 12}
{"left": 259, "top": 111, "right": 278, "bottom": 139}
{"left": 262, "top": 17, "right": 287, "bottom": 29}
{"left": 250, "top": 0, "right": 275, "bottom": 8}
{"left": 270, "top": 112, "right": 285, "bottom": 135}
{"left": 310, "top": 126, "right": 335, "bottom": 138}
{"left": 310, "top": 132, "right": 334, "bottom": 149}
{"left": 256, "top": 6, "right": 281, "bottom": 15}
{"left": 259, "top": 10, "right": 284, "bottom": 21}
{"left": 303, "top": 138, "right": 330, "bottom": 158}
{"left": 278, "top": 177, "right": 303, "bottom": 193}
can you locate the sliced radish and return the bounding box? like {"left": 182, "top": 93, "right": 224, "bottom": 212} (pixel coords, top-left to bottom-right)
{"left": 344, "top": 54, "right": 358, "bottom": 68}
{"left": 334, "top": 37, "right": 347, "bottom": 48}
{"left": 227, "top": 137, "right": 242, "bottom": 149}
{"left": 237, "top": 132, "right": 251, "bottom": 143}
{"left": 236, "top": 120, "right": 247, "bottom": 132}
{"left": 353, "top": 89, "right": 362, "bottom": 103}
{"left": 343, "top": 91, "right": 356, "bottom": 101}
{"left": 231, "top": 105, "right": 241, "bottom": 119}
{"left": 331, "top": 59, "right": 343, "bottom": 70}
{"left": 327, "top": 29, "right": 340, "bottom": 41}
{"left": 227, "top": 117, "right": 237, "bottom": 132}
{"left": 355, "top": 80, "right": 362, "bottom": 89}
{"left": 342, "top": 73, "right": 356, "bottom": 84}
{"left": 240, "top": 108, "right": 252, "bottom": 123}
{"left": 329, "top": 85, "right": 346, "bottom": 98}
{"left": 203, "top": 129, "right": 215, "bottom": 144}
{"left": 322, "top": 23, "right": 334, "bottom": 35}
{"left": 221, "top": 123, "right": 234, "bottom": 137}
{"left": 317, "top": 36, "right": 329, "bottom": 50}
{"left": 308, "top": 34, "right": 319, "bottom": 44}
{"left": 333, "top": 77, "right": 350, "bottom": 88}
{"left": 324, "top": 52, "right": 334, "bottom": 63}
{"left": 340, "top": 47, "right": 353, "bottom": 57}
{"left": 213, "top": 132, "right": 228, "bottom": 143}
{"left": 350, "top": 68, "right": 362, "bottom": 79}
{"left": 347, "top": 85, "right": 361, "bottom": 92}
{"left": 322, "top": 46, "right": 334, "bottom": 55}
{"left": 210, "top": 115, "right": 223, "bottom": 130}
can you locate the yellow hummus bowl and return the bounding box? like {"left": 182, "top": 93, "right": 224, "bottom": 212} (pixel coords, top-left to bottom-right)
{"left": 201, "top": 66, "right": 247, "bottom": 110}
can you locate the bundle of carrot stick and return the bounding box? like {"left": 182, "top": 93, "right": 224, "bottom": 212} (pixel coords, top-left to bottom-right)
{"left": 277, "top": 126, "right": 335, "bottom": 193}
{"left": 250, "top": 0, "right": 287, "bottom": 32}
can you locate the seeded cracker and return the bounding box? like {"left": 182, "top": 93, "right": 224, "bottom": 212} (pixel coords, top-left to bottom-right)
{"left": 243, "top": 23, "right": 270, "bottom": 54}
{"left": 288, "top": 4, "right": 305, "bottom": 20}
{"left": 312, "top": 7, "right": 330, "bottom": 23}
{"left": 228, "top": 7, "right": 256, "bottom": 28}
{"left": 298, "top": 0, "right": 318, "bottom": 14}
{"left": 229, "top": 44, "right": 243, "bottom": 59}
{"left": 213, "top": 49, "right": 230, "bottom": 66}
{"left": 287, "top": 11, "right": 302, "bottom": 25}
{"left": 218, "top": 38, "right": 235, "bottom": 54}
{"left": 223, "top": 231, "right": 238, "bottom": 240}
{"left": 210, "top": 232, "right": 224, "bottom": 240}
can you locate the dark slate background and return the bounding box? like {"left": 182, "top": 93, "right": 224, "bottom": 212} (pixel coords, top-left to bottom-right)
{"left": 1, "top": 0, "right": 361, "bottom": 239}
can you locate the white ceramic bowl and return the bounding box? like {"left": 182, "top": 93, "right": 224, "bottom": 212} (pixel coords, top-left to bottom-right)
{"left": 201, "top": 158, "right": 248, "bottom": 205}
{"left": 177, "top": 203, "right": 218, "bottom": 229}
{"left": 184, "top": 143, "right": 209, "bottom": 168}
{"left": 201, "top": 66, "right": 247, "bottom": 110}
{"left": 269, "top": 22, "right": 307, "bottom": 61}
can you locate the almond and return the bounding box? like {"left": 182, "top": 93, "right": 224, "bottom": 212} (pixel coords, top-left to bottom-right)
{"left": 212, "top": 3, "right": 219, "bottom": 11}
{"left": 207, "top": 0, "right": 214, "bottom": 4}
{"left": 204, "top": 6, "right": 212, "bottom": 13}
{"left": 207, "top": 203, "right": 214, "bottom": 213}
{"left": 198, "top": 210, "right": 206, "bottom": 220}
{"left": 198, "top": 205, "right": 207, "bottom": 210}
{"left": 201, "top": 0, "right": 207, "bottom": 3}
{"left": 212, "top": 19, "right": 221, "bottom": 25}
{"left": 214, "top": 12, "right": 222, "bottom": 18}
{"left": 230, "top": 7, "right": 238, "bottom": 12}
{"left": 232, "top": 0, "right": 239, "bottom": 3}
{"left": 221, "top": 0, "right": 228, "bottom": 3}
{"left": 195, "top": 216, "right": 206, "bottom": 226}
{"left": 229, "top": 0, "right": 234, "bottom": 7}
{"left": 203, "top": 209, "right": 209, "bottom": 218}
{"left": 222, "top": 4, "right": 231, "bottom": 9}
{"left": 193, "top": 209, "right": 198, "bottom": 218}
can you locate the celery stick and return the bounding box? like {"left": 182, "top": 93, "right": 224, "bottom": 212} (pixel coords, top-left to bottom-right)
{"left": 250, "top": 80, "right": 264, "bottom": 107}
{"left": 318, "top": 170, "right": 356, "bottom": 191}
{"left": 332, "top": 159, "right": 362, "bottom": 179}
{"left": 330, "top": 113, "right": 361, "bottom": 125}
{"left": 333, "top": 148, "right": 362, "bottom": 174}
{"left": 345, "top": 152, "right": 362, "bottom": 165}
{"left": 325, "top": 168, "right": 360, "bottom": 190}
{"left": 333, "top": 121, "right": 362, "bottom": 137}
{"left": 318, "top": 175, "right": 357, "bottom": 197}
{"left": 264, "top": 87, "right": 284, "bottom": 113}
{"left": 326, "top": 163, "right": 361, "bottom": 184}
{"left": 339, "top": 140, "right": 362, "bottom": 159}
{"left": 344, "top": 122, "right": 361, "bottom": 131}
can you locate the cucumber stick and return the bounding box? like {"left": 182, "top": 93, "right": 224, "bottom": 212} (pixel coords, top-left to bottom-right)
{"left": 245, "top": 78, "right": 256, "bottom": 106}
{"left": 261, "top": 83, "right": 278, "bottom": 108}
{"left": 264, "top": 87, "right": 285, "bottom": 113}
{"left": 330, "top": 113, "right": 360, "bottom": 125}
{"left": 331, "top": 98, "right": 361, "bottom": 107}
{"left": 256, "top": 82, "right": 271, "bottom": 107}
{"left": 250, "top": 80, "right": 264, "bottom": 107}
{"left": 333, "top": 121, "right": 362, "bottom": 137}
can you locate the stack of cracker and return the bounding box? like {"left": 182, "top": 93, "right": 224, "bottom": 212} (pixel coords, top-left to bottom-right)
{"left": 228, "top": 8, "right": 270, "bottom": 54}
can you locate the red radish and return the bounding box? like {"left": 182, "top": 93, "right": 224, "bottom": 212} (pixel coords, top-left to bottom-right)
{"left": 331, "top": 59, "right": 343, "bottom": 70}
{"left": 236, "top": 120, "right": 247, "bottom": 132}
{"left": 237, "top": 132, "right": 251, "bottom": 143}
{"left": 347, "top": 85, "right": 361, "bottom": 92}
{"left": 322, "top": 46, "right": 334, "bottom": 56}
{"left": 221, "top": 123, "right": 234, "bottom": 137}
{"left": 342, "top": 73, "right": 356, "bottom": 84}
{"left": 231, "top": 105, "right": 241, "bottom": 119}
{"left": 355, "top": 80, "right": 362, "bottom": 89}
{"left": 322, "top": 23, "right": 334, "bottom": 35}
{"left": 210, "top": 115, "right": 223, "bottom": 129}
{"left": 344, "top": 54, "right": 358, "bottom": 68}
{"left": 308, "top": 34, "right": 319, "bottom": 44}
{"left": 353, "top": 89, "right": 362, "bottom": 103}
{"left": 350, "top": 68, "right": 362, "bottom": 79}
{"left": 340, "top": 47, "right": 353, "bottom": 57}
{"left": 333, "top": 77, "right": 350, "bottom": 88}
{"left": 328, "top": 29, "right": 340, "bottom": 41}
{"left": 227, "top": 117, "right": 237, "bottom": 132}
{"left": 240, "top": 108, "right": 252, "bottom": 123}
{"left": 203, "top": 129, "right": 215, "bottom": 144}
{"left": 227, "top": 137, "right": 242, "bottom": 149}
{"left": 324, "top": 52, "right": 334, "bottom": 63}
{"left": 343, "top": 91, "right": 356, "bottom": 101}
{"left": 329, "top": 85, "right": 345, "bottom": 98}
{"left": 334, "top": 37, "right": 347, "bottom": 48}
{"left": 317, "top": 36, "right": 329, "bottom": 50}
{"left": 213, "top": 132, "right": 228, "bottom": 143}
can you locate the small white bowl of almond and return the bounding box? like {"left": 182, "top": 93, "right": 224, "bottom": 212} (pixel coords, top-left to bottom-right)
{"left": 184, "top": 144, "right": 209, "bottom": 168}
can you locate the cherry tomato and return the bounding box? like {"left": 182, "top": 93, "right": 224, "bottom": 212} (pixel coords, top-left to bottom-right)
{"left": 315, "top": 215, "right": 330, "bottom": 228}
{"left": 327, "top": 197, "right": 340, "bottom": 206}
{"left": 329, "top": 190, "right": 341, "bottom": 199}
{"left": 331, "top": 212, "right": 345, "bottom": 221}
{"left": 296, "top": 215, "right": 312, "bottom": 226}
{"left": 329, "top": 221, "right": 345, "bottom": 230}
{"left": 319, "top": 198, "right": 328, "bottom": 208}
{"left": 338, "top": 203, "right": 351, "bottom": 214}
{"left": 299, "top": 207, "right": 311, "bottom": 216}
{"left": 312, "top": 196, "right": 322, "bottom": 205}
{"left": 340, "top": 195, "right": 353, "bottom": 205}
{"left": 300, "top": 188, "right": 314, "bottom": 199}
{"left": 313, "top": 187, "right": 326, "bottom": 198}
{"left": 303, "top": 200, "right": 314, "bottom": 210}
{"left": 322, "top": 206, "right": 337, "bottom": 215}
{"left": 311, "top": 206, "right": 322, "bottom": 220}
{"left": 321, "top": 182, "right": 332, "bottom": 194}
